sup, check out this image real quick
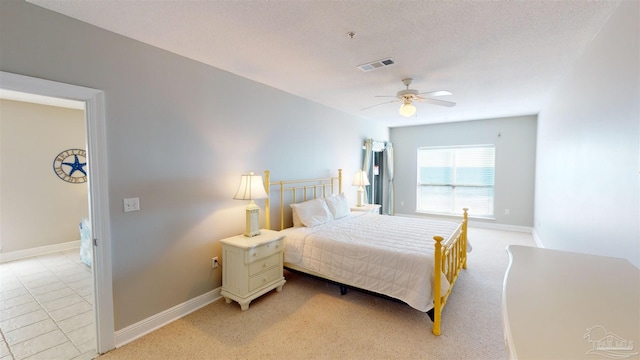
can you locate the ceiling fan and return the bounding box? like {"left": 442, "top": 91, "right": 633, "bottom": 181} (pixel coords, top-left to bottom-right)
{"left": 362, "top": 78, "right": 455, "bottom": 117}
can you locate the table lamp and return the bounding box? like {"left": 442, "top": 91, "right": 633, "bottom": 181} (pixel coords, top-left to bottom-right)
{"left": 352, "top": 170, "right": 370, "bottom": 207}
{"left": 234, "top": 172, "right": 269, "bottom": 237}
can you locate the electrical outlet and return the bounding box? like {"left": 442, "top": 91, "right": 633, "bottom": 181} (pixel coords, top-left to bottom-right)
{"left": 212, "top": 257, "right": 219, "bottom": 269}
{"left": 123, "top": 197, "right": 140, "bottom": 212}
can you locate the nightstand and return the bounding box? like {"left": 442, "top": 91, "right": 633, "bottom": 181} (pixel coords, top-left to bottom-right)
{"left": 220, "top": 229, "right": 286, "bottom": 310}
{"left": 350, "top": 204, "right": 381, "bottom": 214}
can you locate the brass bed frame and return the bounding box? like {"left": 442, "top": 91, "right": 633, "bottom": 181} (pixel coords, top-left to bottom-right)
{"left": 263, "top": 169, "right": 468, "bottom": 335}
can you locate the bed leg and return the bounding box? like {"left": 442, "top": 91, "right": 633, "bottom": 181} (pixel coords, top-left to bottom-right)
{"left": 433, "top": 235, "right": 444, "bottom": 336}
{"left": 339, "top": 285, "right": 348, "bottom": 295}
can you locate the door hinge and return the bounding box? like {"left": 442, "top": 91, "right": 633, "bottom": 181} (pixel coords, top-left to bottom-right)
{"left": 94, "top": 238, "right": 98, "bottom": 247}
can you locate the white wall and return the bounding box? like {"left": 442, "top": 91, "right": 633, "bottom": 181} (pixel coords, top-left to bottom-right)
{"left": 0, "top": 0, "right": 388, "bottom": 330}
{"left": 535, "top": 0, "right": 639, "bottom": 267}
{"left": 390, "top": 115, "right": 537, "bottom": 228}
{"left": 0, "top": 99, "right": 88, "bottom": 252}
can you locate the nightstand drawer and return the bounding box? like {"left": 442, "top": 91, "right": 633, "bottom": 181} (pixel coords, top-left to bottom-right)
{"left": 249, "top": 266, "right": 282, "bottom": 292}
{"left": 248, "top": 252, "right": 281, "bottom": 276}
{"left": 245, "top": 238, "right": 283, "bottom": 263}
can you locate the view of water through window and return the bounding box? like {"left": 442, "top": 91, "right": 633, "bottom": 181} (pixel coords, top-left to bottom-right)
{"left": 417, "top": 146, "right": 495, "bottom": 216}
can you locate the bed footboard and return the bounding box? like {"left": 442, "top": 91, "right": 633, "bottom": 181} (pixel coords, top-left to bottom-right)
{"left": 431, "top": 208, "right": 468, "bottom": 335}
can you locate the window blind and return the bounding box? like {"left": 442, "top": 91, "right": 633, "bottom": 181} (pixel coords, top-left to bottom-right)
{"left": 417, "top": 145, "right": 495, "bottom": 217}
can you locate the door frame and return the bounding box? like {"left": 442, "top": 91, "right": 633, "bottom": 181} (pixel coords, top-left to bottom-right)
{"left": 1, "top": 71, "right": 115, "bottom": 352}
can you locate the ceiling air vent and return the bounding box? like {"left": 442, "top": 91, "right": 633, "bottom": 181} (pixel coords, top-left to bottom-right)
{"left": 357, "top": 58, "right": 395, "bottom": 72}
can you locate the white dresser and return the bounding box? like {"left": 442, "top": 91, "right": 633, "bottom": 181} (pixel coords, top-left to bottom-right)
{"left": 502, "top": 245, "right": 639, "bottom": 359}
{"left": 220, "top": 230, "right": 286, "bottom": 310}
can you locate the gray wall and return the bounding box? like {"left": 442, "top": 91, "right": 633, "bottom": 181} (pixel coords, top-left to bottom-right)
{"left": 390, "top": 115, "right": 537, "bottom": 227}
{"left": 0, "top": 0, "right": 388, "bottom": 330}
{"left": 535, "top": 0, "right": 639, "bottom": 267}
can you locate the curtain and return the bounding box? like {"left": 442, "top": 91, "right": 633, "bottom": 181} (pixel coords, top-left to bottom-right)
{"left": 362, "top": 139, "right": 372, "bottom": 204}
{"left": 385, "top": 142, "right": 395, "bottom": 215}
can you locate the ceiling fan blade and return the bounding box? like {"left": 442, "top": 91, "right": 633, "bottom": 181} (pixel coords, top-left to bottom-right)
{"left": 418, "top": 90, "right": 452, "bottom": 97}
{"left": 360, "top": 100, "right": 398, "bottom": 111}
{"left": 420, "top": 98, "right": 456, "bottom": 107}
{"left": 373, "top": 95, "right": 397, "bottom": 98}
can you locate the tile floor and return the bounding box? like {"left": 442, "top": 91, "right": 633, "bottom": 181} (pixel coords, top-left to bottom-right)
{"left": 0, "top": 249, "right": 97, "bottom": 360}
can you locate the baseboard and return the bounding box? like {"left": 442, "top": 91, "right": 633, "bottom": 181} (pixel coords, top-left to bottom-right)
{"left": 467, "top": 221, "right": 533, "bottom": 233}
{"left": 0, "top": 240, "right": 80, "bottom": 263}
{"left": 394, "top": 213, "right": 533, "bottom": 233}
{"left": 114, "top": 287, "right": 223, "bottom": 348}
{"left": 531, "top": 228, "right": 545, "bottom": 248}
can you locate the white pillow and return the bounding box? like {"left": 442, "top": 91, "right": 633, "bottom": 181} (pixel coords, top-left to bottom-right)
{"left": 324, "top": 193, "right": 350, "bottom": 219}
{"left": 290, "top": 198, "right": 333, "bottom": 227}
{"left": 291, "top": 206, "right": 303, "bottom": 227}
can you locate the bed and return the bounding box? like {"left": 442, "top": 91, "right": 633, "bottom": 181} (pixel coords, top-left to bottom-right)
{"left": 263, "top": 169, "right": 468, "bottom": 335}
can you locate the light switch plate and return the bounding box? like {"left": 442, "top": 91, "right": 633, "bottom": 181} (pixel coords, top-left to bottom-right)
{"left": 123, "top": 197, "right": 140, "bottom": 212}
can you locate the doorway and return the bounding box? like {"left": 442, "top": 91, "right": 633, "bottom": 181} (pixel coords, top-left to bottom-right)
{"left": 368, "top": 151, "right": 384, "bottom": 212}
{"left": 362, "top": 139, "right": 387, "bottom": 214}
{"left": 0, "top": 71, "right": 115, "bottom": 353}
{"left": 0, "top": 95, "right": 95, "bottom": 357}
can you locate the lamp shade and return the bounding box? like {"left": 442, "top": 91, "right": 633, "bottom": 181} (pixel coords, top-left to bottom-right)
{"left": 399, "top": 100, "right": 416, "bottom": 117}
{"left": 352, "top": 170, "right": 370, "bottom": 186}
{"left": 233, "top": 172, "right": 268, "bottom": 200}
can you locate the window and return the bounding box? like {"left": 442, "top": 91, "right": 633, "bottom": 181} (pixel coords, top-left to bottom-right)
{"left": 417, "top": 145, "right": 495, "bottom": 217}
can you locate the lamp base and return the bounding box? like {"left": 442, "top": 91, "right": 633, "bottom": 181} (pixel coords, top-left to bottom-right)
{"left": 244, "top": 206, "right": 261, "bottom": 237}
{"left": 356, "top": 187, "right": 367, "bottom": 207}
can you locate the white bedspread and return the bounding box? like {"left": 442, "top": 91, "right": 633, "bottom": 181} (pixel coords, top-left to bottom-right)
{"left": 280, "top": 213, "right": 461, "bottom": 312}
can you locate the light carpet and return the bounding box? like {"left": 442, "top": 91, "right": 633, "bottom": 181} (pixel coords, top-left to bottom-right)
{"left": 99, "top": 227, "right": 536, "bottom": 360}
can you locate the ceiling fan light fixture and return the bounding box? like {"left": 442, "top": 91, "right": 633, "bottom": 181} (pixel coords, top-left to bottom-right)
{"left": 361, "top": 78, "right": 454, "bottom": 114}
{"left": 399, "top": 99, "right": 416, "bottom": 117}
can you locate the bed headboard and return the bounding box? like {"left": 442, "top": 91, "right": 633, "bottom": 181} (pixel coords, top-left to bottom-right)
{"left": 264, "top": 169, "right": 342, "bottom": 230}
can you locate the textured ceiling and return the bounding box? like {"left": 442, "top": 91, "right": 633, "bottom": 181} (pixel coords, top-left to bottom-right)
{"left": 28, "top": 0, "right": 620, "bottom": 127}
